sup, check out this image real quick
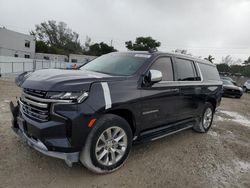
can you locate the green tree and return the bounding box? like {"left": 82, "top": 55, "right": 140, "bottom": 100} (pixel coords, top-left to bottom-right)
{"left": 204, "top": 55, "right": 215, "bottom": 64}
{"left": 216, "top": 55, "right": 250, "bottom": 77}
{"left": 221, "top": 55, "right": 233, "bottom": 65}
{"left": 31, "top": 20, "right": 82, "bottom": 55}
{"left": 216, "top": 63, "right": 231, "bottom": 73}
{"left": 125, "top": 36, "right": 161, "bottom": 51}
{"left": 243, "top": 56, "right": 250, "bottom": 65}
{"left": 35, "top": 41, "right": 49, "bottom": 53}
{"left": 174, "top": 49, "right": 192, "bottom": 55}
{"left": 85, "top": 42, "right": 117, "bottom": 56}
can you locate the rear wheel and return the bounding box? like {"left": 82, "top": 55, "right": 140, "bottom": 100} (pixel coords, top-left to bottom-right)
{"left": 193, "top": 102, "right": 214, "bottom": 133}
{"left": 80, "top": 114, "right": 132, "bottom": 174}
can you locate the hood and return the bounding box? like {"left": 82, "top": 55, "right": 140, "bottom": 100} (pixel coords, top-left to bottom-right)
{"left": 223, "top": 84, "right": 242, "bottom": 91}
{"left": 16, "top": 69, "right": 126, "bottom": 91}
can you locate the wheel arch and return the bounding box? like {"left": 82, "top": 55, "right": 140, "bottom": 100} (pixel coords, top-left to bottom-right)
{"left": 206, "top": 97, "right": 217, "bottom": 111}
{"left": 106, "top": 108, "right": 136, "bottom": 135}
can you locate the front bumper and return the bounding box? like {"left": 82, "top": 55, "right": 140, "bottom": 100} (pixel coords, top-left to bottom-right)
{"left": 222, "top": 89, "right": 243, "bottom": 97}
{"left": 10, "top": 101, "right": 81, "bottom": 167}
{"left": 12, "top": 125, "right": 79, "bottom": 167}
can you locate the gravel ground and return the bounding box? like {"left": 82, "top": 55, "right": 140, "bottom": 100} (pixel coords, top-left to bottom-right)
{"left": 0, "top": 78, "right": 250, "bottom": 188}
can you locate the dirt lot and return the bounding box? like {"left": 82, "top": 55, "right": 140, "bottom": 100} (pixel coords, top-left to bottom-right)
{"left": 0, "top": 78, "right": 250, "bottom": 188}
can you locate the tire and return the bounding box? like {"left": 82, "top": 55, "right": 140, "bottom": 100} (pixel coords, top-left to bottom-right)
{"left": 193, "top": 102, "right": 214, "bottom": 133}
{"left": 235, "top": 95, "right": 242, "bottom": 99}
{"left": 80, "top": 114, "right": 133, "bottom": 174}
{"left": 243, "top": 87, "right": 247, "bottom": 93}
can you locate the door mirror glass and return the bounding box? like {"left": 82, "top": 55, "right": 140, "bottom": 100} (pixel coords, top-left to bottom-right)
{"left": 149, "top": 69, "right": 162, "bottom": 83}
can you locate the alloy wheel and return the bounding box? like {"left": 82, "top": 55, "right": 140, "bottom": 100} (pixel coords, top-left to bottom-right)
{"left": 203, "top": 108, "right": 213, "bottom": 129}
{"left": 95, "top": 126, "right": 128, "bottom": 166}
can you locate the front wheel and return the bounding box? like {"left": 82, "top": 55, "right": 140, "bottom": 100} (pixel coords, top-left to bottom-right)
{"left": 193, "top": 102, "right": 214, "bottom": 133}
{"left": 80, "top": 114, "right": 132, "bottom": 174}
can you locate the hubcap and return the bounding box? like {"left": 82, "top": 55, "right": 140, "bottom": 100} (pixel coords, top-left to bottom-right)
{"left": 203, "top": 108, "right": 213, "bottom": 129}
{"left": 95, "top": 126, "right": 127, "bottom": 166}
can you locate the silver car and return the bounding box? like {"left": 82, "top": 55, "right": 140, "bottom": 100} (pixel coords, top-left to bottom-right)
{"left": 243, "top": 80, "right": 250, "bottom": 92}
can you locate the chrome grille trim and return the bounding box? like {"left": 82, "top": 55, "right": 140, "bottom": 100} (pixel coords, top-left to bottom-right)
{"left": 21, "top": 102, "right": 48, "bottom": 114}
{"left": 21, "top": 89, "right": 75, "bottom": 122}
{"left": 21, "top": 96, "right": 48, "bottom": 108}
{"left": 22, "top": 106, "right": 48, "bottom": 119}
{"left": 22, "top": 92, "right": 72, "bottom": 103}
{"left": 20, "top": 89, "right": 50, "bottom": 122}
{"left": 19, "top": 100, "right": 49, "bottom": 122}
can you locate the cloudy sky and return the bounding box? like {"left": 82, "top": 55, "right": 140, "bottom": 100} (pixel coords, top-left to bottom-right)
{"left": 0, "top": 0, "right": 250, "bottom": 63}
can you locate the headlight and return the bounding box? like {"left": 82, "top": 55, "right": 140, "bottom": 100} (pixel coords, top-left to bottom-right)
{"left": 46, "top": 91, "right": 88, "bottom": 103}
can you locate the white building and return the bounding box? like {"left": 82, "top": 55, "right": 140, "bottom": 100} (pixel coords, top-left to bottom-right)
{"left": 35, "top": 53, "right": 68, "bottom": 62}
{"left": 0, "top": 27, "right": 35, "bottom": 59}
{"left": 69, "top": 54, "right": 96, "bottom": 63}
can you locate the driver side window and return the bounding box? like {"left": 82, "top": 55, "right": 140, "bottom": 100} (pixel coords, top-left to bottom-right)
{"left": 151, "top": 57, "right": 174, "bottom": 81}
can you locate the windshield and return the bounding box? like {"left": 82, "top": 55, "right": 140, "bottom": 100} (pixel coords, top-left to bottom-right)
{"left": 222, "top": 80, "right": 235, "bottom": 86}
{"left": 80, "top": 53, "right": 150, "bottom": 76}
{"left": 221, "top": 77, "right": 233, "bottom": 82}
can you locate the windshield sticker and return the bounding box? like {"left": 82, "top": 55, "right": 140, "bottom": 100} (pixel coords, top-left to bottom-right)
{"left": 134, "top": 54, "right": 151, "bottom": 58}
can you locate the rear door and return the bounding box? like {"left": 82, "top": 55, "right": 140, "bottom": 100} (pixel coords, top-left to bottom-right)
{"left": 140, "top": 56, "right": 180, "bottom": 130}
{"left": 173, "top": 57, "right": 201, "bottom": 120}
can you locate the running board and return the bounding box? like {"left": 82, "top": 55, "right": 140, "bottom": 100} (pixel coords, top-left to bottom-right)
{"left": 151, "top": 125, "right": 193, "bottom": 141}
{"left": 136, "top": 119, "right": 196, "bottom": 143}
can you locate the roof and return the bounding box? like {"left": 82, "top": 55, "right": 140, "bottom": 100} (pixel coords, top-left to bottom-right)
{"left": 0, "top": 27, "right": 35, "bottom": 40}
{"left": 113, "top": 51, "right": 215, "bottom": 66}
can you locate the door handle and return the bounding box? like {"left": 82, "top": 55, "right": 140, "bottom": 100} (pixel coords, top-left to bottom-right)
{"left": 195, "top": 87, "right": 202, "bottom": 93}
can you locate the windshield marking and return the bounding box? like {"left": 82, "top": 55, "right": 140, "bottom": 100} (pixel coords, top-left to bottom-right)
{"left": 134, "top": 54, "right": 151, "bottom": 58}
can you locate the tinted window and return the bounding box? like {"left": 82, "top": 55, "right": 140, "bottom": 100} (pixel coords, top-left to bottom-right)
{"left": 151, "top": 57, "right": 173, "bottom": 81}
{"left": 81, "top": 53, "right": 149, "bottom": 76}
{"left": 199, "top": 63, "right": 220, "bottom": 81}
{"left": 223, "top": 80, "right": 234, "bottom": 86}
{"left": 175, "top": 58, "right": 196, "bottom": 81}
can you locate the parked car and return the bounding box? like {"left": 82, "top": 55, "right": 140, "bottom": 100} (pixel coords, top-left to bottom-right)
{"left": 220, "top": 76, "right": 236, "bottom": 84}
{"left": 10, "top": 52, "right": 222, "bottom": 174}
{"left": 222, "top": 80, "right": 243, "bottom": 98}
{"left": 243, "top": 80, "right": 250, "bottom": 92}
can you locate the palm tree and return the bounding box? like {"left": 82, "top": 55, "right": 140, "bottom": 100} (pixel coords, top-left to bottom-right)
{"left": 205, "top": 55, "right": 215, "bottom": 64}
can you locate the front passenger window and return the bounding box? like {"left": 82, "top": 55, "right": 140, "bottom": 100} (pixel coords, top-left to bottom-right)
{"left": 151, "top": 57, "right": 174, "bottom": 81}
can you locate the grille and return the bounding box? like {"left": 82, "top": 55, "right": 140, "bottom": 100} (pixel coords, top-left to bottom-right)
{"left": 228, "top": 89, "right": 240, "bottom": 94}
{"left": 20, "top": 89, "right": 50, "bottom": 122}
{"left": 23, "top": 88, "right": 47, "bottom": 98}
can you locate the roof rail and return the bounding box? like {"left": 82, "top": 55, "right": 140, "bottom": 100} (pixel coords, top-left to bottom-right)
{"left": 148, "top": 48, "right": 158, "bottom": 53}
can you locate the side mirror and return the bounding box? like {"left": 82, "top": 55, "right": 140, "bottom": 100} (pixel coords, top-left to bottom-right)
{"left": 149, "top": 69, "right": 162, "bottom": 83}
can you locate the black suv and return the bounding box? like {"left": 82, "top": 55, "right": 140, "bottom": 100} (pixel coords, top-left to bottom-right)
{"left": 10, "top": 52, "right": 222, "bottom": 173}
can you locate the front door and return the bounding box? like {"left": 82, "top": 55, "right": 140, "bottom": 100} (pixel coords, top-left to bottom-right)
{"left": 140, "top": 56, "right": 180, "bottom": 131}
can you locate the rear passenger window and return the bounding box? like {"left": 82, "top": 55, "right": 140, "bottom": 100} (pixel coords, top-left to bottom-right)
{"left": 175, "top": 58, "right": 196, "bottom": 81}
{"left": 198, "top": 63, "right": 220, "bottom": 81}
{"left": 151, "top": 57, "right": 173, "bottom": 81}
